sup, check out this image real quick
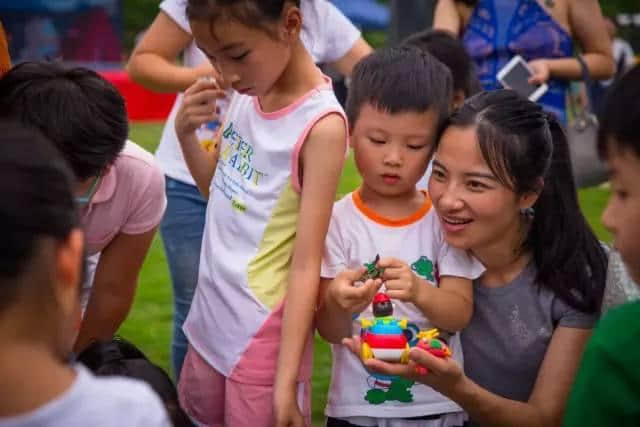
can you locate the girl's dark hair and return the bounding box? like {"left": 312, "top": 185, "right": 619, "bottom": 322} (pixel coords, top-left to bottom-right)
{"left": 186, "top": 0, "right": 300, "bottom": 30}
{"left": 0, "top": 61, "right": 128, "bottom": 180}
{"left": 346, "top": 46, "right": 452, "bottom": 131}
{"left": 78, "top": 337, "right": 191, "bottom": 427}
{"left": 439, "top": 90, "right": 607, "bottom": 313}
{"left": 402, "top": 29, "right": 481, "bottom": 97}
{"left": 597, "top": 64, "right": 640, "bottom": 159}
{"left": 0, "top": 120, "right": 78, "bottom": 310}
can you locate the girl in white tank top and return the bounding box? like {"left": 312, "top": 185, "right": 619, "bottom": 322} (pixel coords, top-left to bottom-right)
{"left": 174, "top": 1, "right": 348, "bottom": 425}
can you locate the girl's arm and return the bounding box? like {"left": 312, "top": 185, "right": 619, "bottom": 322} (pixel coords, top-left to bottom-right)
{"left": 358, "top": 325, "right": 592, "bottom": 427}
{"left": 529, "top": 0, "right": 614, "bottom": 83}
{"left": 273, "top": 113, "right": 347, "bottom": 423}
{"left": 126, "top": 11, "right": 216, "bottom": 92}
{"left": 174, "top": 79, "right": 226, "bottom": 197}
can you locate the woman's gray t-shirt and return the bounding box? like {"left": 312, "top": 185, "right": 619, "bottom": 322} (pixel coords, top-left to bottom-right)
{"left": 461, "top": 263, "right": 596, "bottom": 406}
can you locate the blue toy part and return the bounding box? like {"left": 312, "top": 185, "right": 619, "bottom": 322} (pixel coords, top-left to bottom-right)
{"left": 369, "top": 318, "right": 403, "bottom": 335}
{"left": 403, "top": 323, "right": 422, "bottom": 347}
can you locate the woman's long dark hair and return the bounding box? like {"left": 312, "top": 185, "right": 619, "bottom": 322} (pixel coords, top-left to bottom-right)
{"left": 438, "top": 90, "right": 607, "bottom": 313}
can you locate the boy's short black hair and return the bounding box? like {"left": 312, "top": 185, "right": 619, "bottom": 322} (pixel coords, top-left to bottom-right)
{"left": 346, "top": 46, "right": 453, "bottom": 129}
{"left": 78, "top": 337, "right": 191, "bottom": 427}
{"left": 0, "top": 61, "right": 128, "bottom": 180}
{"left": 598, "top": 64, "right": 640, "bottom": 159}
{"left": 402, "top": 29, "right": 481, "bottom": 98}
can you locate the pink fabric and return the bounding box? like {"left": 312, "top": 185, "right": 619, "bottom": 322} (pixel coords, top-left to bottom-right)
{"left": 230, "top": 301, "right": 314, "bottom": 385}
{"left": 81, "top": 141, "right": 166, "bottom": 255}
{"left": 252, "top": 75, "right": 333, "bottom": 120}
{"left": 179, "top": 346, "right": 311, "bottom": 427}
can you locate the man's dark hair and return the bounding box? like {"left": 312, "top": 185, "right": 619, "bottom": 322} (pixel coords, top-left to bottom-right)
{"left": 346, "top": 46, "right": 453, "bottom": 130}
{"left": 402, "top": 29, "right": 481, "bottom": 97}
{"left": 0, "top": 61, "right": 128, "bottom": 180}
{"left": 598, "top": 64, "right": 640, "bottom": 159}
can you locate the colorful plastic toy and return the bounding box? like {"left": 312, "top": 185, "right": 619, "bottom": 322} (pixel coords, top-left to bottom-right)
{"left": 414, "top": 329, "right": 452, "bottom": 375}
{"left": 359, "top": 254, "right": 384, "bottom": 282}
{"left": 360, "top": 293, "right": 411, "bottom": 363}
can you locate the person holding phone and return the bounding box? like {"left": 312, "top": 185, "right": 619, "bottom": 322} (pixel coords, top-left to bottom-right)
{"left": 434, "top": 0, "right": 614, "bottom": 123}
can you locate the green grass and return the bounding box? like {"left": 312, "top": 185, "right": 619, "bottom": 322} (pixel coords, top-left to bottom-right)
{"left": 121, "top": 122, "right": 611, "bottom": 424}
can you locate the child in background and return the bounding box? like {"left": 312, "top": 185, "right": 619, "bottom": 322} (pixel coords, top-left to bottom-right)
{"left": 0, "top": 121, "right": 170, "bottom": 427}
{"left": 316, "top": 46, "right": 485, "bottom": 427}
{"left": 402, "top": 29, "right": 481, "bottom": 110}
{"left": 0, "top": 62, "right": 166, "bottom": 353}
{"left": 78, "top": 337, "right": 191, "bottom": 427}
{"left": 174, "top": 1, "right": 348, "bottom": 426}
{"left": 564, "top": 64, "right": 640, "bottom": 426}
{"left": 402, "top": 29, "right": 481, "bottom": 190}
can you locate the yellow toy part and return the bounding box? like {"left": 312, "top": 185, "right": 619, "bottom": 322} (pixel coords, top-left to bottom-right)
{"left": 398, "top": 318, "right": 408, "bottom": 329}
{"left": 361, "top": 318, "right": 374, "bottom": 329}
{"left": 400, "top": 344, "right": 411, "bottom": 364}
{"left": 417, "top": 328, "right": 440, "bottom": 341}
{"left": 361, "top": 342, "right": 374, "bottom": 362}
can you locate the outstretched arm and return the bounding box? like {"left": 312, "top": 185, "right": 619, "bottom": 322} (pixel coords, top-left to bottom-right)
{"left": 126, "top": 11, "right": 216, "bottom": 92}
{"left": 347, "top": 325, "right": 591, "bottom": 427}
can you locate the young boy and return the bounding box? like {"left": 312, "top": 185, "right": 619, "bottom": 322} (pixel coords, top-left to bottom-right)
{"left": 0, "top": 120, "right": 170, "bottom": 427}
{"left": 0, "top": 62, "right": 166, "bottom": 353}
{"left": 316, "top": 46, "right": 484, "bottom": 427}
{"left": 563, "top": 65, "right": 640, "bottom": 426}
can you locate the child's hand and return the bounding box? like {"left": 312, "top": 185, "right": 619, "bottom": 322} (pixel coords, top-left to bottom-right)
{"left": 378, "top": 257, "right": 423, "bottom": 303}
{"left": 342, "top": 335, "right": 466, "bottom": 397}
{"left": 175, "top": 77, "right": 227, "bottom": 138}
{"left": 327, "top": 268, "right": 383, "bottom": 314}
{"left": 273, "top": 386, "right": 305, "bottom": 427}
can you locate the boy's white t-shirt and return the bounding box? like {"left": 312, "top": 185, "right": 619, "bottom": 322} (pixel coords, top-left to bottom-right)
{"left": 0, "top": 365, "right": 171, "bottom": 427}
{"left": 320, "top": 190, "right": 485, "bottom": 422}
{"left": 156, "top": 0, "right": 361, "bottom": 185}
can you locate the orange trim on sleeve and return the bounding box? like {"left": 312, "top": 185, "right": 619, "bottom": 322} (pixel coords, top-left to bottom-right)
{"left": 352, "top": 189, "right": 432, "bottom": 227}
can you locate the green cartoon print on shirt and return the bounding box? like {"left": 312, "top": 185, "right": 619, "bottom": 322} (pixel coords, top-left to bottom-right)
{"left": 411, "top": 256, "right": 434, "bottom": 281}
{"left": 365, "top": 376, "right": 416, "bottom": 404}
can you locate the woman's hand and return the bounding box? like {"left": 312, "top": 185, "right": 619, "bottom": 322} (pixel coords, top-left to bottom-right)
{"left": 528, "top": 59, "right": 551, "bottom": 84}
{"left": 343, "top": 335, "right": 467, "bottom": 397}
{"left": 174, "top": 77, "right": 226, "bottom": 139}
{"left": 379, "top": 257, "right": 424, "bottom": 303}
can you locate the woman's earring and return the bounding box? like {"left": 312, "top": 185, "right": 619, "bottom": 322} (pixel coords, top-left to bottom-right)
{"left": 520, "top": 207, "right": 535, "bottom": 220}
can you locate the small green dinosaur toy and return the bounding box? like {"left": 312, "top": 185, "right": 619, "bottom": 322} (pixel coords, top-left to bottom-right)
{"left": 359, "top": 254, "right": 384, "bottom": 282}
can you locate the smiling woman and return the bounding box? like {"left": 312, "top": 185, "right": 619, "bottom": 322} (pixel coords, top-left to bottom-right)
{"left": 349, "top": 89, "right": 608, "bottom": 427}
